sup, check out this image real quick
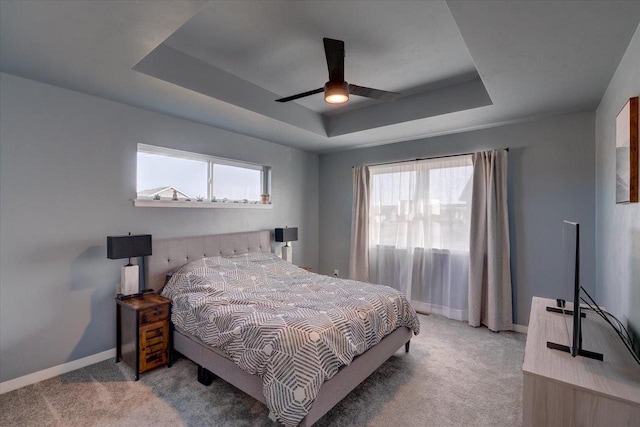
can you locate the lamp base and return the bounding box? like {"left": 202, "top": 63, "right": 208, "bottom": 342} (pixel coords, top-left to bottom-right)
{"left": 121, "top": 265, "right": 139, "bottom": 296}
{"left": 282, "top": 245, "right": 293, "bottom": 263}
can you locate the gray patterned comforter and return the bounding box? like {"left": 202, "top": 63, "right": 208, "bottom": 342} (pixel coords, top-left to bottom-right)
{"left": 162, "top": 252, "right": 420, "bottom": 426}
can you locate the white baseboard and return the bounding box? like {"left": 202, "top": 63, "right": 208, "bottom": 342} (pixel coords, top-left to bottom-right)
{"left": 514, "top": 324, "right": 528, "bottom": 334}
{"left": 0, "top": 348, "right": 116, "bottom": 395}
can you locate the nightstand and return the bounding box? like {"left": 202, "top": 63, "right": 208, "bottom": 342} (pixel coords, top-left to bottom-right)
{"left": 115, "top": 293, "right": 172, "bottom": 380}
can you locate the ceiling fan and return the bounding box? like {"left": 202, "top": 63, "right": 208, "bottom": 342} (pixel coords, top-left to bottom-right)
{"left": 275, "top": 38, "right": 401, "bottom": 105}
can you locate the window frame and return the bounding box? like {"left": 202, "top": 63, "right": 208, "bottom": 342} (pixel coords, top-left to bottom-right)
{"left": 135, "top": 144, "right": 271, "bottom": 208}
{"left": 368, "top": 155, "right": 473, "bottom": 251}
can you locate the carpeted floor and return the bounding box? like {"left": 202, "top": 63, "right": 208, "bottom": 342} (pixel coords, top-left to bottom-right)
{"left": 0, "top": 314, "right": 526, "bottom": 426}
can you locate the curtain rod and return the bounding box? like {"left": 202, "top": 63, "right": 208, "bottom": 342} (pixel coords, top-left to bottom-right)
{"left": 352, "top": 148, "right": 509, "bottom": 168}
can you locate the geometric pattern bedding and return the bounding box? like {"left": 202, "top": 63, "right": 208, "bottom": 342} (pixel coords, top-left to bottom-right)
{"left": 161, "top": 252, "right": 420, "bottom": 426}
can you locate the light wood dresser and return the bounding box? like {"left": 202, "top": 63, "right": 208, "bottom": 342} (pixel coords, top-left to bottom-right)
{"left": 523, "top": 297, "right": 640, "bottom": 426}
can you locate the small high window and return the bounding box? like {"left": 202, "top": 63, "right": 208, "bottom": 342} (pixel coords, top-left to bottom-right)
{"left": 136, "top": 144, "right": 270, "bottom": 203}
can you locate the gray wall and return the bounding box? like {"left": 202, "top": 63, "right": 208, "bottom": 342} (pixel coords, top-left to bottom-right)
{"left": 595, "top": 23, "right": 640, "bottom": 340}
{"left": 0, "top": 73, "right": 319, "bottom": 382}
{"left": 319, "top": 111, "right": 596, "bottom": 326}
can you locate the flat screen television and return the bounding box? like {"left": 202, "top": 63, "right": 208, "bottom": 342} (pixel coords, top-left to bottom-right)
{"left": 546, "top": 221, "right": 603, "bottom": 361}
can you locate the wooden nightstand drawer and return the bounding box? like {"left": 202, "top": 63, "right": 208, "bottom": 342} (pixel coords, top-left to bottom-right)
{"left": 140, "top": 304, "right": 169, "bottom": 325}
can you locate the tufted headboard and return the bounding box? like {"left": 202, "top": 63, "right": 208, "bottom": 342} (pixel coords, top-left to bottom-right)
{"left": 145, "top": 230, "right": 272, "bottom": 292}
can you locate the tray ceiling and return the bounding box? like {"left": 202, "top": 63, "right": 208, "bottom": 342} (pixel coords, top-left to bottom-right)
{"left": 1, "top": 1, "right": 640, "bottom": 153}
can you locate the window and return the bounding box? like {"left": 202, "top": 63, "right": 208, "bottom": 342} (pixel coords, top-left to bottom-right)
{"left": 369, "top": 155, "right": 473, "bottom": 252}
{"left": 367, "top": 155, "right": 474, "bottom": 320}
{"left": 136, "top": 144, "right": 270, "bottom": 203}
{"left": 212, "top": 164, "right": 262, "bottom": 201}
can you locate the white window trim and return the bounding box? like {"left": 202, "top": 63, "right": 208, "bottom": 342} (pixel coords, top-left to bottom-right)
{"left": 135, "top": 144, "right": 271, "bottom": 207}
{"left": 133, "top": 199, "right": 273, "bottom": 209}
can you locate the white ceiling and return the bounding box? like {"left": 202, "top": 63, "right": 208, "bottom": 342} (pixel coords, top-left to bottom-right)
{"left": 1, "top": 1, "right": 639, "bottom": 153}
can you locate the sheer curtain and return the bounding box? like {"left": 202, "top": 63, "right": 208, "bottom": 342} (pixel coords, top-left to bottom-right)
{"left": 368, "top": 155, "right": 473, "bottom": 321}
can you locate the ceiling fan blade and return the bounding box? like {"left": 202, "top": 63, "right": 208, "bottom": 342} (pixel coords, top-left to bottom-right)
{"left": 349, "top": 84, "right": 400, "bottom": 101}
{"left": 275, "top": 88, "right": 324, "bottom": 103}
{"left": 323, "top": 38, "right": 345, "bottom": 83}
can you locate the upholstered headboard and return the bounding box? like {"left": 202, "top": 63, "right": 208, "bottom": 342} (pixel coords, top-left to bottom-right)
{"left": 145, "top": 230, "right": 272, "bottom": 292}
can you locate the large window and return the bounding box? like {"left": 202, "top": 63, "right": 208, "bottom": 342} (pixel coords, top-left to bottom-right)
{"left": 367, "top": 155, "right": 474, "bottom": 320}
{"left": 369, "top": 156, "right": 473, "bottom": 252}
{"left": 136, "top": 144, "right": 270, "bottom": 202}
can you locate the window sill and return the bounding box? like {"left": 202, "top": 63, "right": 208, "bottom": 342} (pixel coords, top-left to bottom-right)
{"left": 133, "top": 200, "right": 273, "bottom": 209}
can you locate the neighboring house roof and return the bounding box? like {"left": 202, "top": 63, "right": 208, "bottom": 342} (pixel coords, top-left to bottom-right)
{"left": 137, "top": 186, "right": 192, "bottom": 198}
{"left": 137, "top": 186, "right": 169, "bottom": 197}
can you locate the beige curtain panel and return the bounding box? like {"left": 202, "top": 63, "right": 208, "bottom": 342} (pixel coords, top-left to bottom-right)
{"left": 469, "top": 150, "right": 513, "bottom": 331}
{"left": 349, "top": 165, "right": 371, "bottom": 281}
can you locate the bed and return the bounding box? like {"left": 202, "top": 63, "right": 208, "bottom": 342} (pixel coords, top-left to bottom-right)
{"left": 146, "top": 230, "right": 420, "bottom": 426}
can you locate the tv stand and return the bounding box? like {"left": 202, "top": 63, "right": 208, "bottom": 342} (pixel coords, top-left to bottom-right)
{"left": 523, "top": 297, "right": 640, "bottom": 426}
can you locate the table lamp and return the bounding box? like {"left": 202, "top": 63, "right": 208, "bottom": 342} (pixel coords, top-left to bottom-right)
{"left": 107, "top": 234, "right": 152, "bottom": 296}
{"left": 275, "top": 227, "right": 298, "bottom": 263}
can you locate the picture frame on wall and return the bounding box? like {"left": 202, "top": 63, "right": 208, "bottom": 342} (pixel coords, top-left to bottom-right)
{"left": 616, "top": 96, "right": 639, "bottom": 204}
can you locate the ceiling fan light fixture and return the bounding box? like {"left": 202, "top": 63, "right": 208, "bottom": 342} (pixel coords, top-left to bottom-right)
{"left": 275, "top": 38, "right": 400, "bottom": 104}
{"left": 324, "top": 81, "right": 349, "bottom": 104}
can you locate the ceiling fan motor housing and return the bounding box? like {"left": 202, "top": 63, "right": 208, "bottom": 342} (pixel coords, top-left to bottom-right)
{"left": 324, "top": 81, "right": 349, "bottom": 104}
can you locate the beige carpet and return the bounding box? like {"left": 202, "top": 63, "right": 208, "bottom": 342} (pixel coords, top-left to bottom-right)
{"left": 0, "top": 314, "right": 526, "bottom": 426}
